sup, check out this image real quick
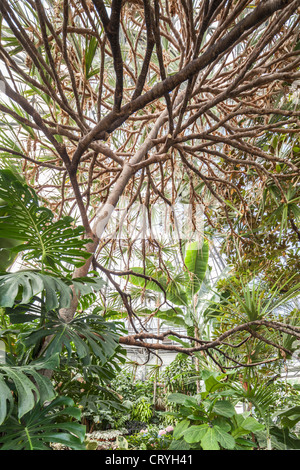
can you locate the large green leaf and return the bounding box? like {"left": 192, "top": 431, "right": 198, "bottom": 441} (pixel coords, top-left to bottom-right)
{"left": 0, "top": 396, "right": 86, "bottom": 450}
{"left": 0, "top": 375, "right": 14, "bottom": 425}
{"left": 183, "top": 423, "right": 236, "bottom": 450}
{"left": 200, "top": 427, "right": 220, "bottom": 450}
{"left": 269, "top": 426, "right": 300, "bottom": 450}
{"left": 125, "top": 241, "right": 209, "bottom": 307}
{"left": 167, "top": 393, "right": 191, "bottom": 405}
{"left": 155, "top": 307, "right": 186, "bottom": 328}
{"left": 231, "top": 414, "right": 265, "bottom": 439}
{"left": 0, "top": 169, "right": 91, "bottom": 272}
{"left": 85, "top": 36, "right": 98, "bottom": 79}
{"left": 0, "top": 191, "right": 23, "bottom": 270}
{"left": 0, "top": 354, "right": 59, "bottom": 424}
{"left": 274, "top": 406, "right": 300, "bottom": 429}
{"left": 0, "top": 236, "right": 21, "bottom": 271}
{"left": 202, "top": 370, "right": 228, "bottom": 393}
{"left": 212, "top": 400, "right": 236, "bottom": 418}
{"left": 0, "top": 271, "right": 104, "bottom": 311}
{"left": 183, "top": 424, "right": 209, "bottom": 444}
{"left": 213, "top": 425, "right": 236, "bottom": 450}
{"left": 241, "top": 416, "right": 265, "bottom": 433}
{"left": 184, "top": 239, "right": 209, "bottom": 295}
{"left": 173, "top": 419, "right": 190, "bottom": 439}
{"left": 22, "top": 313, "right": 122, "bottom": 366}
{"left": 169, "top": 439, "right": 191, "bottom": 450}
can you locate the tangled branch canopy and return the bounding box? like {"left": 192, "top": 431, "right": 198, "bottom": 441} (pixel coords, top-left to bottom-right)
{"left": 0, "top": 0, "right": 299, "bottom": 366}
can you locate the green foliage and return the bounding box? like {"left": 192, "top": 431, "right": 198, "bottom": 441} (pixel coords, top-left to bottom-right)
{"left": 0, "top": 233, "right": 20, "bottom": 271}
{"left": 127, "top": 239, "right": 209, "bottom": 307}
{"left": 204, "top": 271, "right": 300, "bottom": 374}
{"left": 0, "top": 172, "right": 126, "bottom": 449}
{"left": 79, "top": 393, "right": 130, "bottom": 431}
{"left": 0, "top": 396, "right": 86, "bottom": 450}
{"left": 0, "top": 169, "right": 91, "bottom": 272}
{"left": 166, "top": 370, "right": 265, "bottom": 450}
{"left": 275, "top": 405, "right": 300, "bottom": 430}
{"left": 125, "top": 426, "right": 173, "bottom": 450}
{"left": 184, "top": 240, "right": 209, "bottom": 296}
{"left": 0, "top": 354, "right": 58, "bottom": 425}
{"left": 130, "top": 397, "right": 153, "bottom": 423}
{"left": 127, "top": 266, "right": 188, "bottom": 306}
{"left": 50, "top": 359, "right": 128, "bottom": 433}
{"left": 111, "top": 369, "right": 155, "bottom": 401}
{"left": 162, "top": 354, "right": 197, "bottom": 395}
{"left": 238, "top": 382, "right": 300, "bottom": 450}
{"left": 264, "top": 183, "right": 300, "bottom": 244}
{"left": 223, "top": 179, "right": 300, "bottom": 288}
{"left": 21, "top": 312, "right": 121, "bottom": 365}
{"left": 266, "top": 427, "right": 300, "bottom": 450}
{"left": 0, "top": 271, "right": 104, "bottom": 311}
{"left": 224, "top": 274, "right": 300, "bottom": 323}
{"left": 165, "top": 368, "right": 300, "bottom": 451}
{"left": 125, "top": 240, "right": 211, "bottom": 352}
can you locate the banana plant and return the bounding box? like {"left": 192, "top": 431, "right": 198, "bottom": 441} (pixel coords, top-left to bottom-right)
{"left": 127, "top": 239, "right": 209, "bottom": 306}
{"left": 126, "top": 240, "right": 234, "bottom": 355}
{"left": 126, "top": 239, "right": 210, "bottom": 343}
{"left": 166, "top": 370, "right": 265, "bottom": 450}
{"left": 0, "top": 396, "right": 86, "bottom": 450}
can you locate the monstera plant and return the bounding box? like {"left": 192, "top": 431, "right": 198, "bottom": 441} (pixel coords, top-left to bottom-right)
{"left": 0, "top": 170, "right": 125, "bottom": 450}
{"left": 166, "top": 370, "right": 265, "bottom": 451}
